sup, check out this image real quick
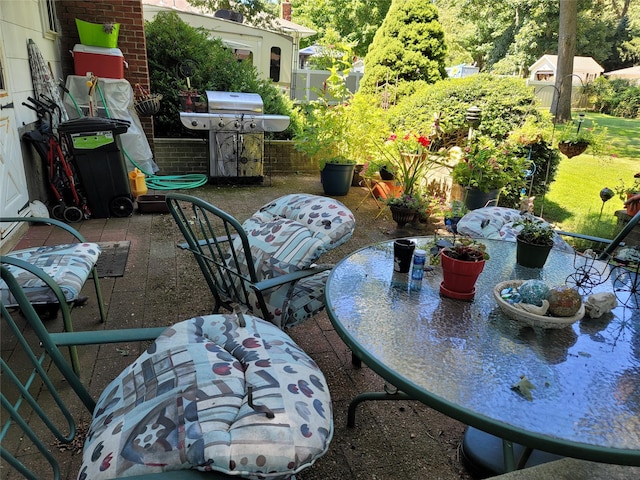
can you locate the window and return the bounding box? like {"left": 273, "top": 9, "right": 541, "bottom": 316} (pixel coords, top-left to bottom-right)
{"left": 270, "top": 47, "right": 281, "bottom": 83}
{"left": 39, "top": 0, "right": 59, "bottom": 40}
{"left": 233, "top": 49, "right": 253, "bottom": 63}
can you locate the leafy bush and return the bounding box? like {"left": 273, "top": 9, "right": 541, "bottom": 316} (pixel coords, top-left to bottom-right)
{"left": 386, "top": 74, "right": 542, "bottom": 141}
{"left": 144, "top": 11, "right": 299, "bottom": 138}
{"left": 588, "top": 76, "right": 640, "bottom": 118}
{"left": 498, "top": 115, "right": 561, "bottom": 209}
{"left": 359, "top": 0, "right": 447, "bottom": 95}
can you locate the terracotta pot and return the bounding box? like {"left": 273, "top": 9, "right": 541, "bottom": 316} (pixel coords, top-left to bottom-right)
{"left": 440, "top": 251, "right": 485, "bottom": 298}
{"left": 558, "top": 141, "right": 588, "bottom": 158}
{"left": 625, "top": 192, "right": 640, "bottom": 216}
{"left": 516, "top": 237, "right": 553, "bottom": 269}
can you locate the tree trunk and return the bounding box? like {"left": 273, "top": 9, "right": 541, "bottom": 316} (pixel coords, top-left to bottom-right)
{"left": 551, "top": 0, "right": 577, "bottom": 122}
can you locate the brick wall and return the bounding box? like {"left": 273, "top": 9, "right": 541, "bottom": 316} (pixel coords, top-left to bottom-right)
{"left": 153, "top": 138, "right": 208, "bottom": 175}
{"left": 57, "top": 0, "right": 154, "bottom": 148}
{"left": 153, "top": 139, "right": 319, "bottom": 176}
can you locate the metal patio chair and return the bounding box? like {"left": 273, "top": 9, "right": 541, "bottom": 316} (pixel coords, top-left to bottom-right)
{"left": 1, "top": 263, "right": 333, "bottom": 479}
{"left": 166, "top": 192, "right": 356, "bottom": 329}
{"left": 0, "top": 216, "right": 107, "bottom": 324}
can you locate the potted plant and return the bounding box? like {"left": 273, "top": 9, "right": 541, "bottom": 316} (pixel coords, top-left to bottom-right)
{"left": 292, "top": 72, "right": 358, "bottom": 195}
{"left": 438, "top": 238, "right": 489, "bottom": 300}
{"left": 450, "top": 137, "right": 518, "bottom": 210}
{"left": 386, "top": 193, "right": 424, "bottom": 227}
{"left": 556, "top": 115, "right": 606, "bottom": 158}
{"left": 614, "top": 177, "right": 640, "bottom": 216}
{"left": 443, "top": 200, "right": 469, "bottom": 234}
{"left": 515, "top": 217, "right": 556, "bottom": 268}
{"left": 319, "top": 156, "right": 357, "bottom": 196}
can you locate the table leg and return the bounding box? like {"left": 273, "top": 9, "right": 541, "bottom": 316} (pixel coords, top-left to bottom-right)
{"left": 461, "top": 426, "right": 562, "bottom": 475}
{"left": 347, "top": 390, "right": 413, "bottom": 428}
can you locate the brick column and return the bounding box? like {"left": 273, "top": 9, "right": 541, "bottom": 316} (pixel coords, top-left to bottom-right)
{"left": 56, "top": 0, "right": 154, "bottom": 149}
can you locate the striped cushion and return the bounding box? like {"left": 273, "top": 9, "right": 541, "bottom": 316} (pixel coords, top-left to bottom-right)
{"left": 0, "top": 243, "right": 101, "bottom": 306}
{"left": 78, "top": 314, "right": 333, "bottom": 480}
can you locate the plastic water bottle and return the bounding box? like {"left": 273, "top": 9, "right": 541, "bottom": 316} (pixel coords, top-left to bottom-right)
{"left": 410, "top": 249, "right": 427, "bottom": 290}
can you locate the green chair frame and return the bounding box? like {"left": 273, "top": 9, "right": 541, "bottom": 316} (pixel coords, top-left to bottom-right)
{"left": 2, "top": 216, "right": 107, "bottom": 324}
{"left": 166, "top": 192, "right": 332, "bottom": 325}
{"left": 0, "top": 264, "right": 237, "bottom": 480}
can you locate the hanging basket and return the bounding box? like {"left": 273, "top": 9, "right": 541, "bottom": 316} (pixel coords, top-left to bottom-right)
{"left": 558, "top": 141, "right": 588, "bottom": 158}
{"left": 134, "top": 94, "right": 162, "bottom": 116}
{"left": 389, "top": 205, "right": 417, "bottom": 227}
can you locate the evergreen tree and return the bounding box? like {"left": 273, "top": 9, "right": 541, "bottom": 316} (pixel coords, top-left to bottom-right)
{"left": 359, "top": 0, "right": 446, "bottom": 95}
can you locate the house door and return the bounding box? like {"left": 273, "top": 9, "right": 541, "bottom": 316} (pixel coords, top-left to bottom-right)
{"left": 0, "top": 42, "right": 30, "bottom": 241}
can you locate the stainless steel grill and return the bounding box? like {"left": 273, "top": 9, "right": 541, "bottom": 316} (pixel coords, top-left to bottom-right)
{"left": 180, "top": 91, "right": 289, "bottom": 184}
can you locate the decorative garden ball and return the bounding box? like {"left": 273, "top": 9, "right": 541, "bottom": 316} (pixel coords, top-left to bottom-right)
{"left": 547, "top": 285, "right": 582, "bottom": 317}
{"left": 518, "top": 280, "right": 550, "bottom": 306}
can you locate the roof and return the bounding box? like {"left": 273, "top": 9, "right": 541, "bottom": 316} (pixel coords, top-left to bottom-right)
{"left": 142, "top": 0, "right": 315, "bottom": 38}
{"left": 604, "top": 65, "right": 640, "bottom": 79}
{"left": 530, "top": 54, "right": 604, "bottom": 74}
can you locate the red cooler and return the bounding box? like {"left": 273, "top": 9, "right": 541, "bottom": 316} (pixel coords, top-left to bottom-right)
{"left": 73, "top": 44, "right": 126, "bottom": 79}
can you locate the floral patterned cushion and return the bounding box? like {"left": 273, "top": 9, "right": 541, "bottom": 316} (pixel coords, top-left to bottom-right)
{"left": 79, "top": 314, "right": 333, "bottom": 480}
{"left": 0, "top": 243, "right": 101, "bottom": 306}
{"left": 221, "top": 194, "right": 355, "bottom": 328}
{"left": 457, "top": 207, "right": 574, "bottom": 253}
{"left": 249, "top": 194, "right": 356, "bottom": 251}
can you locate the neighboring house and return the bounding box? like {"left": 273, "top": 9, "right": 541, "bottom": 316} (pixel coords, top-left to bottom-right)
{"left": 604, "top": 65, "right": 640, "bottom": 85}
{"left": 446, "top": 64, "right": 479, "bottom": 79}
{"left": 142, "top": 0, "right": 315, "bottom": 96}
{"left": 529, "top": 54, "right": 604, "bottom": 84}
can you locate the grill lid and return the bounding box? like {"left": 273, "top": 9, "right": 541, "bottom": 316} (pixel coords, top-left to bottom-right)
{"left": 207, "top": 91, "right": 263, "bottom": 113}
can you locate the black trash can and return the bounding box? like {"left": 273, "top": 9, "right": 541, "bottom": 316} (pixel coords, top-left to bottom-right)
{"left": 58, "top": 117, "right": 133, "bottom": 218}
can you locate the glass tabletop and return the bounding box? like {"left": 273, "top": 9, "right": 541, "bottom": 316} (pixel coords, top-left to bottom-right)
{"left": 326, "top": 237, "right": 640, "bottom": 464}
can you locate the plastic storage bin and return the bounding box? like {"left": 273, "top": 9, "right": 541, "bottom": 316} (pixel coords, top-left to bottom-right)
{"left": 58, "top": 117, "right": 133, "bottom": 218}
{"left": 73, "top": 44, "right": 125, "bottom": 79}
{"left": 75, "top": 19, "right": 120, "bottom": 48}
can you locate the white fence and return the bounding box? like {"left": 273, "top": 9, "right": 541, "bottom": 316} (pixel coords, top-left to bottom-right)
{"left": 291, "top": 69, "right": 364, "bottom": 103}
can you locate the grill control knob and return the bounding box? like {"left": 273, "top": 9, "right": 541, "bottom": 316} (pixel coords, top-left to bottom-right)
{"left": 218, "top": 120, "right": 225, "bottom": 128}
{"left": 250, "top": 122, "right": 256, "bottom": 129}
{"left": 191, "top": 120, "right": 198, "bottom": 127}
{"left": 234, "top": 121, "right": 241, "bottom": 128}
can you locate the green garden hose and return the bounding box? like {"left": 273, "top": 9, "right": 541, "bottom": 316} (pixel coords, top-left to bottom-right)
{"left": 69, "top": 83, "right": 207, "bottom": 190}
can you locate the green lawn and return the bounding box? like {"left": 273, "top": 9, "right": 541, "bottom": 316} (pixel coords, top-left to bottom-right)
{"left": 538, "top": 113, "right": 638, "bottom": 248}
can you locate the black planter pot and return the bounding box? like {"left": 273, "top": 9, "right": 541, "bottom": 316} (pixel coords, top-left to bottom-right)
{"left": 379, "top": 165, "right": 395, "bottom": 181}
{"left": 389, "top": 205, "right": 417, "bottom": 228}
{"left": 320, "top": 162, "right": 356, "bottom": 196}
{"left": 352, "top": 164, "right": 365, "bottom": 186}
{"left": 516, "top": 237, "right": 553, "bottom": 268}
{"left": 464, "top": 188, "right": 500, "bottom": 210}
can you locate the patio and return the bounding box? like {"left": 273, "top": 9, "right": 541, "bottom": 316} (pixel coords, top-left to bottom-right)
{"left": 3, "top": 173, "right": 639, "bottom": 479}
{"left": 2, "top": 174, "right": 474, "bottom": 479}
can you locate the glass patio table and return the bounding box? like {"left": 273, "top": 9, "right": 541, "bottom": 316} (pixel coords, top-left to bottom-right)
{"left": 325, "top": 237, "right": 640, "bottom": 473}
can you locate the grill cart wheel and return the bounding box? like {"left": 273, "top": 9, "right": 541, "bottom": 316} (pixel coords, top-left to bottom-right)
{"left": 109, "top": 196, "right": 134, "bottom": 217}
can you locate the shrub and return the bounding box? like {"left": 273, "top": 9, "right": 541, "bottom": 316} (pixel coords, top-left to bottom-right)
{"left": 385, "top": 74, "right": 542, "bottom": 142}
{"left": 144, "top": 11, "right": 299, "bottom": 138}
{"left": 588, "top": 76, "right": 640, "bottom": 118}
{"left": 359, "top": 0, "right": 447, "bottom": 95}
{"left": 498, "top": 114, "right": 561, "bottom": 209}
